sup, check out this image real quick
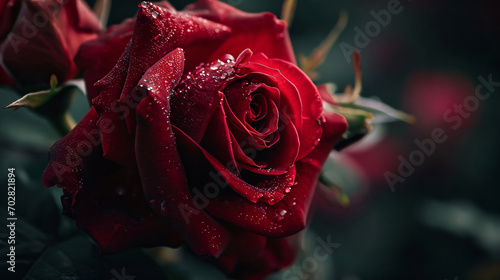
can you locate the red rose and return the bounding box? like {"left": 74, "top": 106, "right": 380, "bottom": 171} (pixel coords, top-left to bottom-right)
{"left": 0, "top": 0, "right": 100, "bottom": 87}
{"left": 42, "top": 1, "right": 347, "bottom": 278}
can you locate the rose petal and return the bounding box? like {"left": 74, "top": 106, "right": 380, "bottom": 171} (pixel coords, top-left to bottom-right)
{"left": 228, "top": 111, "right": 299, "bottom": 176}
{"left": 222, "top": 225, "right": 268, "bottom": 262}
{"left": 237, "top": 61, "right": 302, "bottom": 138}
{"left": 215, "top": 226, "right": 270, "bottom": 274}
{"left": 118, "top": 2, "right": 231, "bottom": 135}
{"left": 42, "top": 107, "right": 181, "bottom": 254}
{"left": 42, "top": 107, "right": 101, "bottom": 199}
{"left": 202, "top": 111, "right": 347, "bottom": 237}
{"left": 171, "top": 54, "right": 236, "bottom": 143}
{"left": 225, "top": 82, "right": 280, "bottom": 137}
{"left": 249, "top": 53, "right": 324, "bottom": 160}
{"left": 199, "top": 94, "right": 239, "bottom": 175}
{"left": 174, "top": 126, "right": 295, "bottom": 207}
{"left": 71, "top": 164, "right": 183, "bottom": 254}
{"left": 135, "top": 48, "right": 229, "bottom": 257}
{"left": 184, "top": 0, "right": 295, "bottom": 64}
{"left": 317, "top": 84, "right": 337, "bottom": 105}
{"left": 228, "top": 132, "right": 267, "bottom": 170}
{"left": 226, "top": 236, "right": 297, "bottom": 280}
{"left": 76, "top": 18, "right": 136, "bottom": 102}
{"left": 92, "top": 1, "right": 231, "bottom": 165}
{"left": 222, "top": 97, "right": 282, "bottom": 169}
{"left": 92, "top": 43, "right": 136, "bottom": 166}
{"left": 224, "top": 81, "right": 262, "bottom": 123}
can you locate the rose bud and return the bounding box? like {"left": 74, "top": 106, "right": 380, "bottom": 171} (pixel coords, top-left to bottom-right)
{"left": 42, "top": 1, "right": 348, "bottom": 279}
{"left": 0, "top": 0, "right": 100, "bottom": 88}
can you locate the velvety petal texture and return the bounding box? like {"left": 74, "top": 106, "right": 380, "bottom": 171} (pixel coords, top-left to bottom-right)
{"left": 183, "top": 0, "right": 296, "bottom": 64}
{"left": 42, "top": 108, "right": 182, "bottom": 254}
{"left": 76, "top": 18, "right": 136, "bottom": 102}
{"left": 0, "top": 0, "right": 100, "bottom": 87}
{"left": 43, "top": 1, "right": 348, "bottom": 279}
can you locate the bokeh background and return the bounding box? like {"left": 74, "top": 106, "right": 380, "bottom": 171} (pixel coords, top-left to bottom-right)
{"left": 1, "top": 0, "right": 499, "bottom": 279}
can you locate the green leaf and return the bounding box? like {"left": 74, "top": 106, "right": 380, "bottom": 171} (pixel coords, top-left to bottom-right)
{"left": 4, "top": 75, "right": 61, "bottom": 111}
{"left": 340, "top": 96, "right": 415, "bottom": 124}
{"left": 4, "top": 88, "right": 59, "bottom": 111}
{"left": 23, "top": 234, "right": 101, "bottom": 280}
{"left": 4, "top": 83, "right": 79, "bottom": 135}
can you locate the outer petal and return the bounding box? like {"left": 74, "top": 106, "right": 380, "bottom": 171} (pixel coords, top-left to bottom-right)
{"left": 69, "top": 163, "right": 183, "bottom": 254}
{"left": 135, "top": 48, "right": 229, "bottom": 257}
{"left": 317, "top": 84, "right": 337, "bottom": 105}
{"left": 222, "top": 225, "right": 268, "bottom": 264}
{"left": 214, "top": 225, "right": 296, "bottom": 279}
{"left": 183, "top": 0, "right": 295, "bottom": 64}
{"left": 42, "top": 107, "right": 101, "bottom": 199}
{"left": 76, "top": 0, "right": 180, "bottom": 101}
{"left": 90, "top": 2, "right": 230, "bottom": 166}
{"left": 76, "top": 18, "right": 136, "bottom": 102}
{"left": 92, "top": 43, "right": 136, "bottom": 166}
{"left": 118, "top": 2, "right": 231, "bottom": 134}
{"left": 225, "top": 236, "right": 297, "bottom": 280}
{"left": 171, "top": 54, "right": 236, "bottom": 143}
{"left": 42, "top": 108, "right": 181, "bottom": 254}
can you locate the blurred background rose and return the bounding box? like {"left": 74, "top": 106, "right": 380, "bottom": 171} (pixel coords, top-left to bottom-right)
{"left": 0, "top": 0, "right": 100, "bottom": 89}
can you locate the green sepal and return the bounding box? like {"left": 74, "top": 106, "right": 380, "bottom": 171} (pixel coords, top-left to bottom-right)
{"left": 339, "top": 96, "right": 415, "bottom": 124}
